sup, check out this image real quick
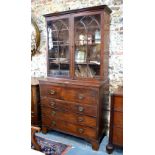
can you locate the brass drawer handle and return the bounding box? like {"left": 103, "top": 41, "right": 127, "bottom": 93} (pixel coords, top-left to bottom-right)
{"left": 78, "top": 117, "right": 84, "bottom": 122}
{"left": 78, "top": 94, "right": 84, "bottom": 100}
{"left": 50, "top": 101, "right": 55, "bottom": 107}
{"left": 51, "top": 121, "right": 56, "bottom": 126}
{"left": 78, "top": 106, "right": 84, "bottom": 112}
{"left": 48, "top": 90, "right": 56, "bottom": 95}
{"left": 78, "top": 128, "right": 84, "bottom": 133}
{"left": 51, "top": 111, "right": 56, "bottom": 116}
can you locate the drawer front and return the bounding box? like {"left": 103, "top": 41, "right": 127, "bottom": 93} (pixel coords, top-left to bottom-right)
{"left": 41, "top": 97, "right": 97, "bottom": 117}
{"left": 41, "top": 106, "right": 97, "bottom": 127}
{"left": 40, "top": 84, "right": 62, "bottom": 98}
{"left": 61, "top": 87, "right": 98, "bottom": 105}
{"left": 40, "top": 84, "right": 98, "bottom": 105}
{"left": 113, "top": 112, "right": 123, "bottom": 128}
{"left": 112, "top": 127, "right": 123, "bottom": 146}
{"left": 113, "top": 96, "right": 123, "bottom": 112}
{"left": 41, "top": 116, "right": 97, "bottom": 139}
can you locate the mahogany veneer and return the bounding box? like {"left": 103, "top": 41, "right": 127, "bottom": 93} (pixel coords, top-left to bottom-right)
{"left": 39, "top": 79, "right": 107, "bottom": 150}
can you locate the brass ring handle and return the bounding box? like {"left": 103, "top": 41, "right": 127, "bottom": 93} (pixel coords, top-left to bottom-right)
{"left": 78, "top": 106, "right": 84, "bottom": 112}
{"left": 78, "top": 128, "right": 84, "bottom": 133}
{"left": 48, "top": 90, "right": 55, "bottom": 95}
{"left": 78, "top": 117, "right": 84, "bottom": 122}
{"left": 50, "top": 101, "right": 55, "bottom": 107}
{"left": 78, "top": 94, "right": 84, "bottom": 100}
{"left": 51, "top": 121, "right": 56, "bottom": 126}
{"left": 51, "top": 111, "right": 56, "bottom": 116}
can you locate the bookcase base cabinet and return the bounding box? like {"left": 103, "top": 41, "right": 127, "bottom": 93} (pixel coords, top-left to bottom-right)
{"left": 39, "top": 79, "right": 107, "bottom": 150}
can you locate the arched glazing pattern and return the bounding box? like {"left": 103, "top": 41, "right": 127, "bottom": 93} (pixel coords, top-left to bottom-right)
{"left": 74, "top": 14, "right": 101, "bottom": 78}
{"left": 47, "top": 19, "right": 70, "bottom": 77}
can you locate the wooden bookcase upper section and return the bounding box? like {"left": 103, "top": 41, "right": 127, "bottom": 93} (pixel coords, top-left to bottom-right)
{"left": 44, "top": 5, "right": 112, "bottom": 81}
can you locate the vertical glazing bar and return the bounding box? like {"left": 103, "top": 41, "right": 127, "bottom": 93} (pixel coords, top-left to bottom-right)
{"left": 100, "top": 12, "right": 104, "bottom": 80}
{"left": 46, "top": 19, "right": 49, "bottom": 76}
{"left": 69, "top": 15, "right": 74, "bottom": 79}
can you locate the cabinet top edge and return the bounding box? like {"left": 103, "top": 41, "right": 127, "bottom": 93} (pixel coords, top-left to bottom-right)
{"left": 38, "top": 77, "right": 107, "bottom": 87}
{"left": 43, "top": 5, "right": 112, "bottom": 17}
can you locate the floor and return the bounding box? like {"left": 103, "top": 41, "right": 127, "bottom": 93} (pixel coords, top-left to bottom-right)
{"left": 36, "top": 131, "right": 123, "bottom": 155}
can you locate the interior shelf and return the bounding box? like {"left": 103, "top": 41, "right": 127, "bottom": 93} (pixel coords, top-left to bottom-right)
{"left": 49, "top": 62, "right": 70, "bottom": 64}
{"left": 75, "top": 43, "right": 101, "bottom": 46}
{"left": 51, "top": 29, "right": 69, "bottom": 32}
{"left": 75, "top": 62, "right": 100, "bottom": 65}
{"left": 75, "top": 26, "right": 100, "bottom": 30}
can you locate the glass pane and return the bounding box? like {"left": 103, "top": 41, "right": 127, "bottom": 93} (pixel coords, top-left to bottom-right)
{"left": 74, "top": 14, "right": 101, "bottom": 78}
{"left": 47, "top": 19, "right": 69, "bottom": 77}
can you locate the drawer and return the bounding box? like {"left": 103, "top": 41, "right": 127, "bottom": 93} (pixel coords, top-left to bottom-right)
{"left": 113, "top": 111, "right": 123, "bottom": 128}
{"left": 40, "top": 84, "right": 98, "bottom": 105}
{"left": 41, "top": 106, "right": 97, "bottom": 127}
{"left": 112, "top": 127, "right": 123, "bottom": 146}
{"left": 41, "top": 116, "right": 97, "bottom": 139}
{"left": 113, "top": 95, "right": 123, "bottom": 112}
{"left": 61, "top": 87, "right": 98, "bottom": 105}
{"left": 39, "top": 84, "right": 62, "bottom": 99}
{"left": 41, "top": 97, "right": 97, "bottom": 117}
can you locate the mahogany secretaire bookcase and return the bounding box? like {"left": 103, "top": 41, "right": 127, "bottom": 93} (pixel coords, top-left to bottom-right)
{"left": 39, "top": 5, "right": 112, "bottom": 150}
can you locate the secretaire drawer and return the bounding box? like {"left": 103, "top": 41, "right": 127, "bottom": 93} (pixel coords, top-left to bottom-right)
{"left": 41, "top": 98, "right": 97, "bottom": 117}
{"left": 41, "top": 117, "right": 97, "bottom": 139}
{"left": 41, "top": 106, "right": 97, "bottom": 127}
{"left": 39, "top": 83, "right": 98, "bottom": 105}
{"left": 39, "top": 84, "right": 62, "bottom": 99}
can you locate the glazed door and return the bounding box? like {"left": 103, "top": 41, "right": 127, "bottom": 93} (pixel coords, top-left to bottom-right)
{"left": 73, "top": 13, "right": 102, "bottom": 79}
{"left": 47, "top": 17, "right": 70, "bottom": 78}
